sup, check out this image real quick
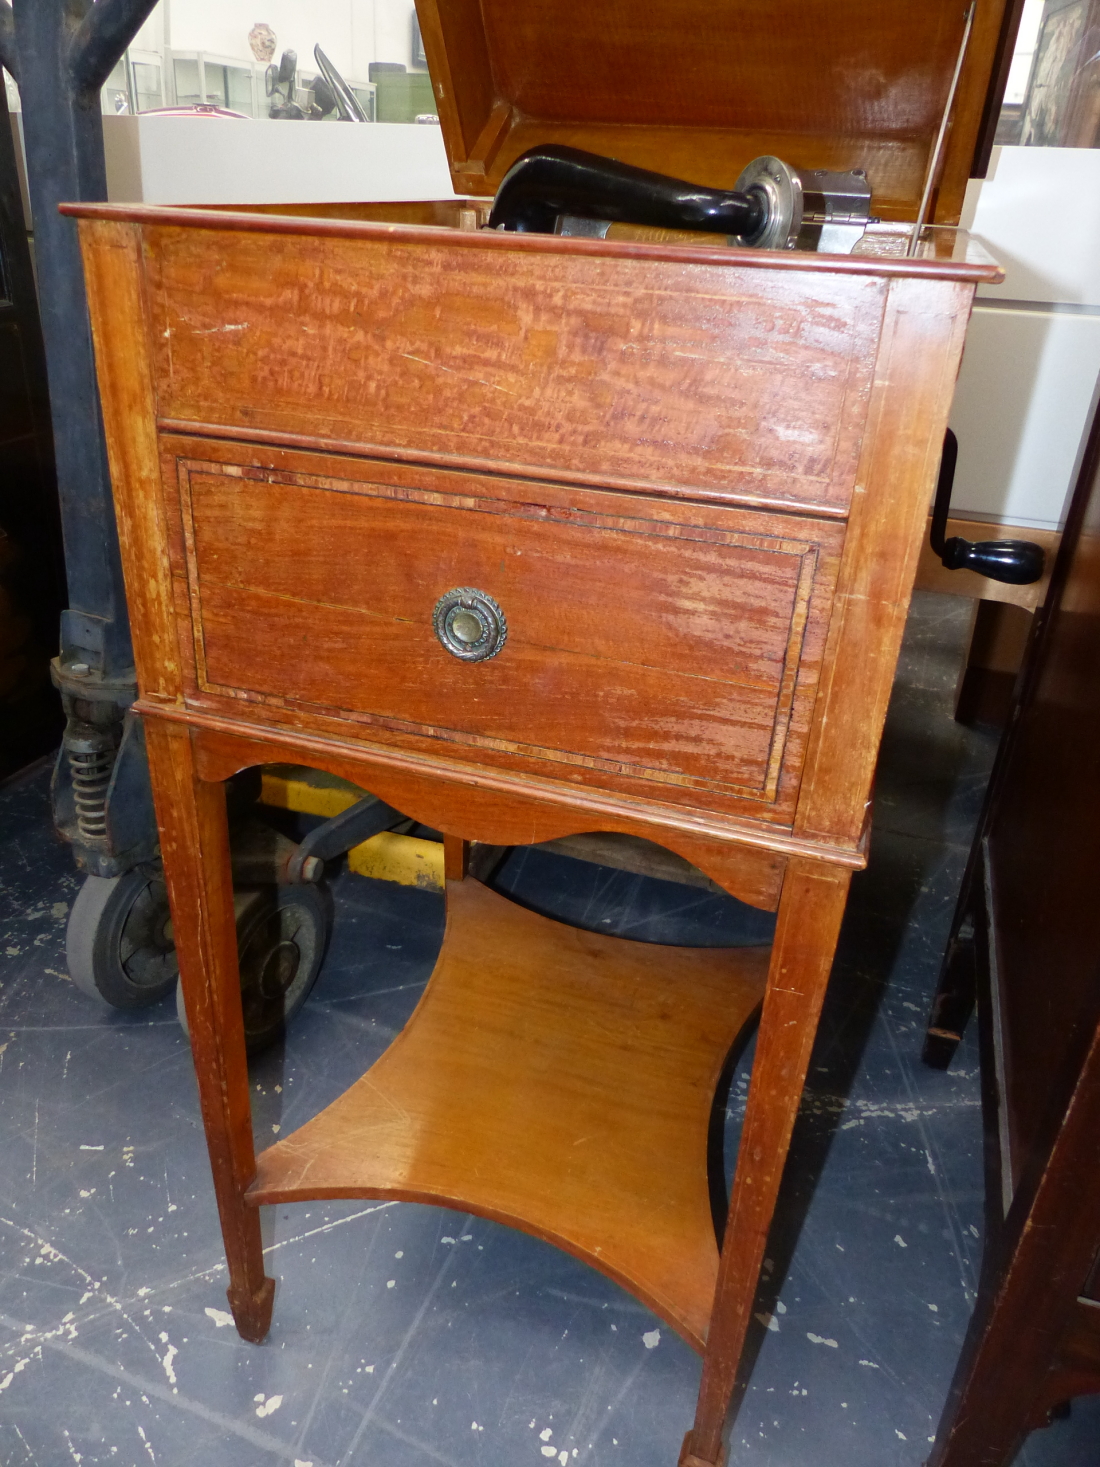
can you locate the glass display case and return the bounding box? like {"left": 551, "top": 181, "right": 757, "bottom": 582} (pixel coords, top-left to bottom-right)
{"left": 171, "top": 54, "right": 258, "bottom": 116}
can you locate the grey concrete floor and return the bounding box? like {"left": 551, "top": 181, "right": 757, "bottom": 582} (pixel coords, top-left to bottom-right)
{"left": 1, "top": 591, "right": 1098, "bottom": 1467}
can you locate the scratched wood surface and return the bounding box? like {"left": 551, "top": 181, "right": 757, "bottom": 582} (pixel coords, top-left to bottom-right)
{"left": 144, "top": 717, "right": 275, "bottom": 1341}
{"left": 685, "top": 857, "right": 852, "bottom": 1466}
{"left": 75, "top": 210, "right": 994, "bottom": 868}
{"left": 249, "top": 876, "right": 769, "bottom": 1352}
{"left": 164, "top": 438, "right": 844, "bottom": 825}
{"left": 78, "top": 219, "right": 181, "bottom": 702}
{"left": 188, "top": 720, "right": 793, "bottom": 910}
{"left": 794, "top": 275, "right": 978, "bottom": 849}
{"left": 71, "top": 198, "right": 997, "bottom": 1467}
{"left": 142, "top": 223, "right": 887, "bottom": 514}
{"left": 414, "top": 0, "right": 1013, "bottom": 223}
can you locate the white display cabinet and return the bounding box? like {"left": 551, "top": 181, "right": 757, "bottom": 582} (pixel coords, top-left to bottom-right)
{"left": 100, "top": 113, "right": 455, "bottom": 206}
{"left": 950, "top": 146, "right": 1100, "bottom": 534}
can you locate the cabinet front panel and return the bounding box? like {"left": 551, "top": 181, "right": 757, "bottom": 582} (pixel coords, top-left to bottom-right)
{"left": 168, "top": 441, "right": 844, "bottom": 821}
{"left": 144, "top": 225, "right": 885, "bottom": 512}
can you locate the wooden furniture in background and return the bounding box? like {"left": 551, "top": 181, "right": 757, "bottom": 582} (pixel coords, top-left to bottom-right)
{"left": 953, "top": 599, "right": 1035, "bottom": 726}
{"left": 63, "top": 2, "right": 1019, "bottom": 1460}
{"left": 914, "top": 517, "right": 1060, "bottom": 729}
{"left": 915, "top": 516, "right": 1059, "bottom": 611}
{"left": 924, "top": 384, "right": 1100, "bottom": 1465}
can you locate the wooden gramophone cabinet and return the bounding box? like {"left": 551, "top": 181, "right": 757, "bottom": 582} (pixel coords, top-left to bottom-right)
{"left": 65, "top": 1, "right": 1016, "bottom": 1460}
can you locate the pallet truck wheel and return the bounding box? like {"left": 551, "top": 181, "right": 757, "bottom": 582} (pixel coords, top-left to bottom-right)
{"left": 67, "top": 871, "right": 180, "bottom": 1009}
{"left": 176, "top": 884, "right": 328, "bottom": 1054}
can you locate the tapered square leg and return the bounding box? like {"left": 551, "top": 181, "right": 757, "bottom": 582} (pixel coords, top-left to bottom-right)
{"left": 227, "top": 1275, "right": 277, "bottom": 1343}
{"left": 684, "top": 858, "right": 851, "bottom": 1464}
{"left": 145, "top": 717, "right": 276, "bottom": 1340}
{"left": 680, "top": 1431, "right": 727, "bottom": 1467}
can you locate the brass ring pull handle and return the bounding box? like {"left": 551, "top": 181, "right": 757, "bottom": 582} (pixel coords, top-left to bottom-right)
{"left": 433, "top": 588, "right": 507, "bottom": 662}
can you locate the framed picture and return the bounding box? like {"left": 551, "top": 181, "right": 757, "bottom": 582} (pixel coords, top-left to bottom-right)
{"left": 1019, "top": 0, "right": 1100, "bottom": 146}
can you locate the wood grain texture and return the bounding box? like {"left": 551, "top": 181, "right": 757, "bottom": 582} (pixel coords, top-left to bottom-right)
{"left": 165, "top": 439, "right": 843, "bottom": 825}
{"left": 249, "top": 876, "right": 769, "bottom": 1351}
{"left": 143, "top": 717, "right": 275, "bottom": 1340}
{"left": 137, "top": 225, "right": 886, "bottom": 513}
{"left": 71, "top": 195, "right": 994, "bottom": 1461}
{"left": 157, "top": 419, "right": 851, "bottom": 520}
{"left": 181, "top": 706, "right": 857, "bottom": 885}
{"left": 537, "top": 832, "right": 728, "bottom": 894}
{"left": 62, "top": 203, "right": 1005, "bottom": 286}
{"left": 200, "top": 200, "right": 492, "bottom": 227}
{"left": 794, "top": 275, "right": 977, "bottom": 848}
{"left": 929, "top": 868, "right": 1100, "bottom": 1465}
{"left": 412, "top": 0, "right": 1011, "bottom": 223}
{"left": 679, "top": 1435, "right": 728, "bottom": 1467}
{"left": 686, "top": 857, "right": 851, "bottom": 1463}
{"left": 412, "top": 0, "right": 495, "bottom": 160}
{"left": 184, "top": 717, "right": 796, "bottom": 905}
{"left": 77, "top": 219, "right": 179, "bottom": 700}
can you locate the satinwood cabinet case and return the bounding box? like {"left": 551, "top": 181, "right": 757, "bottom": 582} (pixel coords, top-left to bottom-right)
{"left": 65, "top": 1, "right": 1013, "bottom": 1460}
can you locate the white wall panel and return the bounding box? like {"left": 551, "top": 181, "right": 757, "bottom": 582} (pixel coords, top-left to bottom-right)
{"left": 950, "top": 146, "right": 1100, "bottom": 531}
{"left": 963, "top": 147, "right": 1100, "bottom": 307}
{"left": 948, "top": 307, "right": 1100, "bottom": 530}
{"left": 103, "top": 114, "right": 456, "bottom": 205}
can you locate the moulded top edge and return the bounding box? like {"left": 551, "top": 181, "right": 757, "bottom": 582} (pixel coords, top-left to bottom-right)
{"left": 62, "top": 202, "right": 1004, "bottom": 285}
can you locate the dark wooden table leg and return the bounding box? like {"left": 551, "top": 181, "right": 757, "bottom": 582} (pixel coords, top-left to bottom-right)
{"left": 681, "top": 858, "right": 852, "bottom": 1467}
{"left": 926, "top": 1010, "right": 1100, "bottom": 1467}
{"left": 922, "top": 924, "right": 978, "bottom": 1070}
{"left": 145, "top": 717, "right": 275, "bottom": 1342}
{"left": 922, "top": 854, "right": 983, "bottom": 1071}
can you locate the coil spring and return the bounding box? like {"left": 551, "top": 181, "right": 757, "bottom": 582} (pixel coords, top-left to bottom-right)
{"left": 69, "top": 736, "right": 116, "bottom": 843}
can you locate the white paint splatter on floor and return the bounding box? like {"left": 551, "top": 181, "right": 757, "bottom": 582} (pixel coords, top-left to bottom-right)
{"left": 156, "top": 1332, "right": 178, "bottom": 1390}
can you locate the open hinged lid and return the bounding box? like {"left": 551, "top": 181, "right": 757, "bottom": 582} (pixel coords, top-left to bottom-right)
{"left": 414, "top": 0, "right": 1014, "bottom": 225}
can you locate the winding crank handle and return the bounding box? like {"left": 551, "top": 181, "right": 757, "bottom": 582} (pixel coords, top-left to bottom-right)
{"left": 930, "top": 429, "right": 1045, "bottom": 586}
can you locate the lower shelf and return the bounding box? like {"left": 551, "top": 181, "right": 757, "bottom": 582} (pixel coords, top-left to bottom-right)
{"left": 249, "top": 877, "right": 768, "bottom": 1349}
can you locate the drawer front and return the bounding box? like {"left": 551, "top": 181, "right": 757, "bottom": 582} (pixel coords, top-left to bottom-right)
{"left": 169, "top": 442, "right": 845, "bottom": 822}
{"left": 144, "top": 225, "right": 884, "bottom": 513}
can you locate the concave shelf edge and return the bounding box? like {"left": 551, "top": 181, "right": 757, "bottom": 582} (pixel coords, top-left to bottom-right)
{"left": 247, "top": 879, "right": 770, "bottom": 1352}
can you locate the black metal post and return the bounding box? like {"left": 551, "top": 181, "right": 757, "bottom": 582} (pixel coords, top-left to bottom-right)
{"left": 1, "top": 0, "right": 160, "bottom": 873}
{"left": 0, "top": 75, "right": 65, "bottom": 777}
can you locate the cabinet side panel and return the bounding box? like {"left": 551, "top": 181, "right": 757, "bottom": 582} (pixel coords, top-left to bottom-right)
{"left": 794, "top": 276, "right": 975, "bottom": 845}
{"left": 79, "top": 219, "right": 181, "bottom": 702}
